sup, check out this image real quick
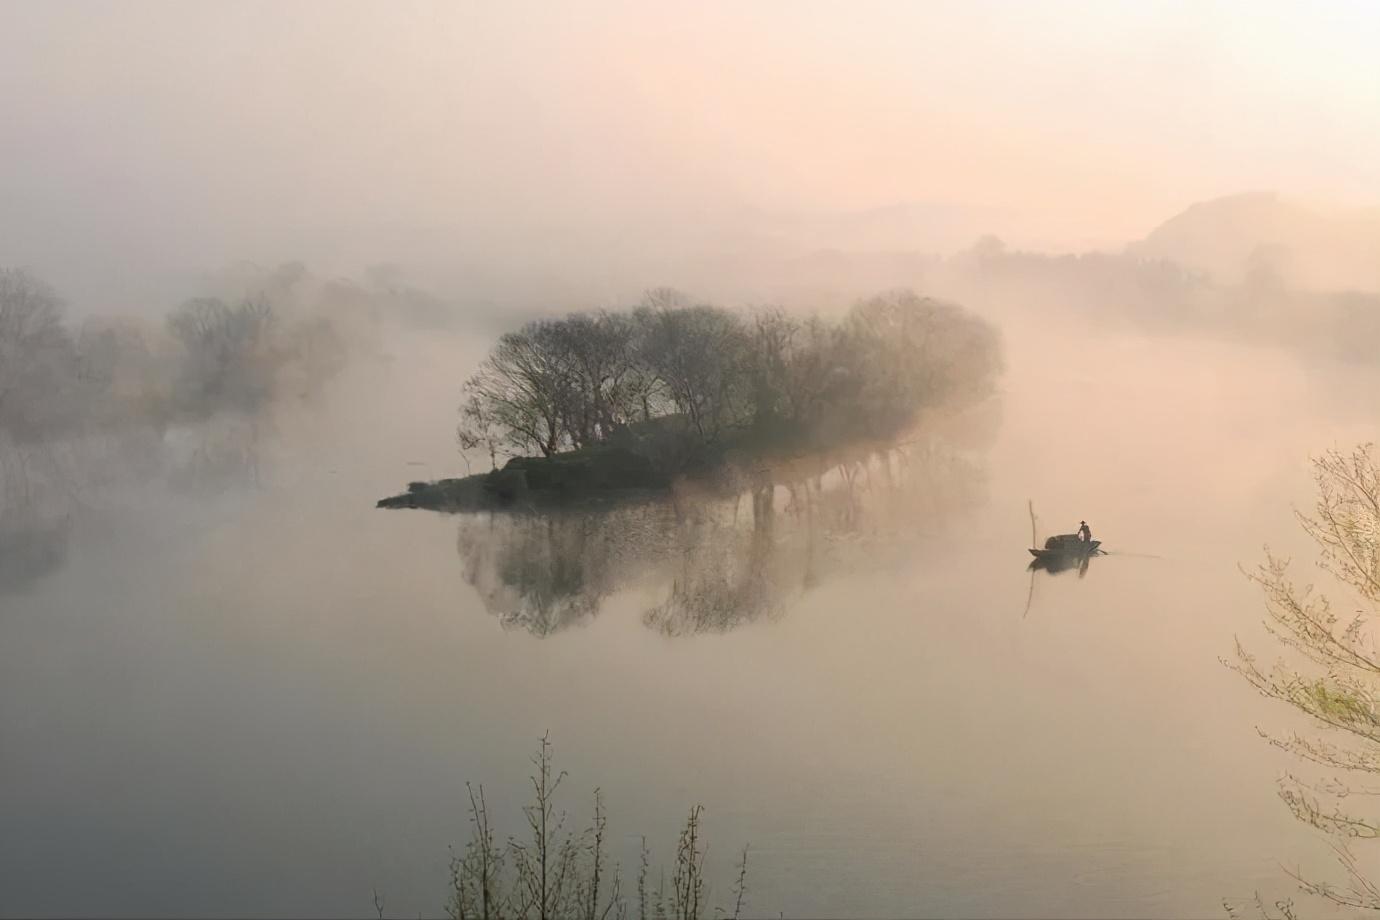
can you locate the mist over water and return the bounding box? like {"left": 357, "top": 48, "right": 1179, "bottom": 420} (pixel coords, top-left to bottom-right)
{"left": 5, "top": 3, "right": 1380, "bottom": 917}
{"left": 3, "top": 295, "right": 1376, "bottom": 917}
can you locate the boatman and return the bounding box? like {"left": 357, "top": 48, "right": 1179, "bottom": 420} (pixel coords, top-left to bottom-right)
{"left": 1078, "top": 520, "right": 1092, "bottom": 543}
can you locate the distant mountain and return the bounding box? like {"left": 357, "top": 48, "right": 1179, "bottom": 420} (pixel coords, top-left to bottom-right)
{"left": 746, "top": 201, "right": 1016, "bottom": 255}
{"left": 1130, "top": 191, "right": 1380, "bottom": 291}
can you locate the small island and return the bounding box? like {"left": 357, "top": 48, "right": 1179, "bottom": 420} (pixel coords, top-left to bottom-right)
{"left": 378, "top": 288, "right": 1002, "bottom": 512}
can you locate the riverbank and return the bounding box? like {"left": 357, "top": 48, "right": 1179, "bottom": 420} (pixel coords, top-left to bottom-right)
{"left": 376, "top": 444, "right": 672, "bottom": 511}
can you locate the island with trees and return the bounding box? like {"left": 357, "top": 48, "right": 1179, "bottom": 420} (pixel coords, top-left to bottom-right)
{"left": 378, "top": 288, "right": 1002, "bottom": 512}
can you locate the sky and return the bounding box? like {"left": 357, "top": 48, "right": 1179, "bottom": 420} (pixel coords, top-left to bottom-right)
{"left": 3, "top": 0, "right": 1379, "bottom": 308}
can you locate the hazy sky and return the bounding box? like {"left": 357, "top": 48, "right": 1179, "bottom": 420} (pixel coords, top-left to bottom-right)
{"left": 4, "top": 1, "right": 1379, "bottom": 306}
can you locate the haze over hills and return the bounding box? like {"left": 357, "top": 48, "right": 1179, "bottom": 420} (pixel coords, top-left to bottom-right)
{"left": 15, "top": 189, "right": 1380, "bottom": 318}
{"left": 699, "top": 191, "right": 1380, "bottom": 306}
{"left": 1129, "top": 191, "right": 1380, "bottom": 292}
{"left": 631, "top": 191, "right": 1380, "bottom": 312}
{"left": 762, "top": 191, "right": 1380, "bottom": 293}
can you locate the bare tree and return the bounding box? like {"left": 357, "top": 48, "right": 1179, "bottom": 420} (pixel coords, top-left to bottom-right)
{"left": 729, "top": 846, "right": 749, "bottom": 920}
{"left": 166, "top": 295, "right": 275, "bottom": 416}
{"left": 669, "top": 806, "right": 705, "bottom": 920}
{"left": 448, "top": 782, "right": 504, "bottom": 920}
{"left": 547, "top": 312, "right": 640, "bottom": 448}
{"left": 509, "top": 732, "right": 580, "bottom": 920}
{"left": 444, "top": 738, "right": 745, "bottom": 920}
{"left": 1229, "top": 444, "right": 1380, "bottom": 911}
{"left": 743, "top": 309, "right": 839, "bottom": 439}
{"left": 636, "top": 837, "right": 650, "bottom": 920}
{"left": 0, "top": 269, "right": 78, "bottom": 443}
{"left": 450, "top": 288, "right": 1001, "bottom": 484}
{"left": 464, "top": 325, "right": 571, "bottom": 458}
{"left": 838, "top": 289, "right": 1002, "bottom": 442}
{"left": 458, "top": 391, "right": 504, "bottom": 473}
{"left": 634, "top": 305, "right": 749, "bottom": 445}
{"left": 1222, "top": 892, "right": 1299, "bottom": 920}
{"left": 579, "top": 788, "right": 621, "bottom": 920}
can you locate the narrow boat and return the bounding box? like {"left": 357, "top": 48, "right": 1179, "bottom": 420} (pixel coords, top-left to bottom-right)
{"left": 1028, "top": 533, "right": 1101, "bottom": 560}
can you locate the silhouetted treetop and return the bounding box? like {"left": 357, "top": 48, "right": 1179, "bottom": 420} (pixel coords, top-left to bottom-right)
{"left": 456, "top": 288, "right": 1001, "bottom": 475}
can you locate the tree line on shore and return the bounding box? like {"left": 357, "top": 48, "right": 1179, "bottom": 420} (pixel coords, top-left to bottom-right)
{"left": 0, "top": 266, "right": 350, "bottom": 449}
{"left": 0, "top": 264, "right": 373, "bottom": 513}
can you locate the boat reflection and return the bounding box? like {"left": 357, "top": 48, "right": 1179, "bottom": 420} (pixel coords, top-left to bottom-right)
{"left": 1021, "top": 543, "right": 1099, "bottom": 618}
{"left": 1027, "top": 550, "right": 1094, "bottom": 577}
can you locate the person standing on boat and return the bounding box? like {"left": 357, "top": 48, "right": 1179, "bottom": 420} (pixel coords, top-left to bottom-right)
{"left": 1078, "top": 520, "right": 1092, "bottom": 543}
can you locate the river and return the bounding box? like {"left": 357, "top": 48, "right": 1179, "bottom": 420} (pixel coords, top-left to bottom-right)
{"left": 2, "top": 314, "right": 1376, "bottom": 918}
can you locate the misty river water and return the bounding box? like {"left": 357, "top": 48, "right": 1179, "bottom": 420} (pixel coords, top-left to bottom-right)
{"left": 4, "top": 315, "right": 1379, "bottom": 918}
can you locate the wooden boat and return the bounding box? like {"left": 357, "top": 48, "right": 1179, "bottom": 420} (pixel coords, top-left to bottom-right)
{"left": 1028, "top": 533, "right": 1101, "bottom": 560}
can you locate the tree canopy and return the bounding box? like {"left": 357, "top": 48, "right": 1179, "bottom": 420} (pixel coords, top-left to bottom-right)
{"left": 457, "top": 289, "right": 1001, "bottom": 473}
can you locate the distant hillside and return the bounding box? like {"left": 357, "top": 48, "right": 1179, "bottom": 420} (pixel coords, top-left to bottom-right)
{"left": 1129, "top": 192, "right": 1380, "bottom": 292}
{"left": 744, "top": 201, "right": 1015, "bottom": 255}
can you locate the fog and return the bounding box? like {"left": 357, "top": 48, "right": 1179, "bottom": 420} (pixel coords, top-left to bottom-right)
{"left": 5, "top": 2, "right": 1380, "bottom": 310}
{"left": 7, "top": 302, "right": 1380, "bottom": 917}
{"left": 5, "top": 3, "right": 1380, "bottom": 918}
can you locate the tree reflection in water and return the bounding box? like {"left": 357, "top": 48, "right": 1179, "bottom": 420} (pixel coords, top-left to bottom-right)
{"left": 0, "top": 433, "right": 78, "bottom": 595}
{"left": 0, "top": 513, "right": 71, "bottom": 595}
{"left": 454, "top": 433, "right": 988, "bottom": 636}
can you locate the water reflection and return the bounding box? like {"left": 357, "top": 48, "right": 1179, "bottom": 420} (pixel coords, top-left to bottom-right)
{"left": 1027, "top": 550, "right": 1095, "bottom": 577}
{"left": 163, "top": 417, "right": 265, "bottom": 493}
{"left": 0, "top": 435, "right": 78, "bottom": 593}
{"left": 455, "top": 436, "right": 987, "bottom": 635}
{"left": 1021, "top": 542, "right": 1102, "bottom": 618}
{"left": 455, "top": 506, "right": 665, "bottom": 635}
{"left": 0, "top": 512, "right": 71, "bottom": 595}
{"left": 0, "top": 412, "right": 271, "bottom": 596}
